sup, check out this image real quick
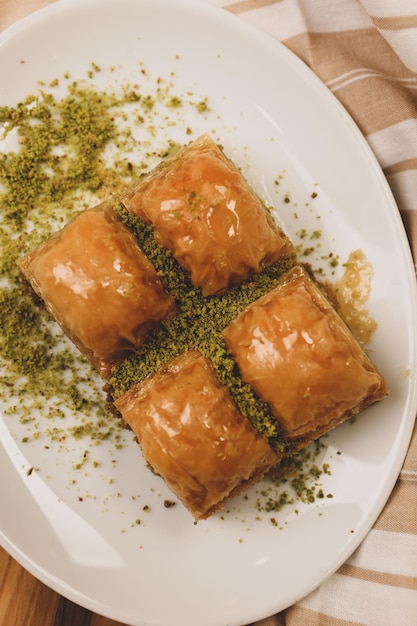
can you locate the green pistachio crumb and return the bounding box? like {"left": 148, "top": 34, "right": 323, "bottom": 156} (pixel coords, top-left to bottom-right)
{"left": 110, "top": 202, "right": 294, "bottom": 453}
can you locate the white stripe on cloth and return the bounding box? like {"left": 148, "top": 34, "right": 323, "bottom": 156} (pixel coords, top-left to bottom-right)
{"left": 387, "top": 170, "right": 417, "bottom": 212}
{"left": 378, "top": 28, "right": 417, "bottom": 72}
{"left": 347, "top": 528, "right": 417, "bottom": 577}
{"left": 359, "top": 0, "right": 417, "bottom": 20}
{"left": 298, "top": 572, "right": 417, "bottom": 626}
{"left": 277, "top": 0, "right": 373, "bottom": 33}
{"left": 366, "top": 119, "right": 417, "bottom": 169}
{"left": 217, "top": 0, "right": 372, "bottom": 40}
{"left": 401, "top": 467, "right": 417, "bottom": 480}
{"left": 327, "top": 68, "right": 417, "bottom": 93}
{"left": 358, "top": 0, "right": 417, "bottom": 71}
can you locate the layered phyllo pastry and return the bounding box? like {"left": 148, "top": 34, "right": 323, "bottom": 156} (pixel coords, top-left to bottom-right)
{"left": 18, "top": 135, "right": 388, "bottom": 520}
{"left": 223, "top": 265, "right": 388, "bottom": 446}
{"left": 122, "top": 135, "right": 295, "bottom": 295}
{"left": 18, "top": 202, "right": 175, "bottom": 376}
{"left": 114, "top": 351, "right": 280, "bottom": 520}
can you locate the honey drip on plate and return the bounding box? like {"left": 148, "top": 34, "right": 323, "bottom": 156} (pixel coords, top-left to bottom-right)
{"left": 333, "top": 249, "right": 377, "bottom": 345}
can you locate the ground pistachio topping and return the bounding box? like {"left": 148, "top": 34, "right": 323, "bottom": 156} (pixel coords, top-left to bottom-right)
{"left": 110, "top": 202, "right": 294, "bottom": 453}
{"left": 0, "top": 64, "right": 211, "bottom": 445}
{"left": 258, "top": 439, "right": 333, "bottom": 515}
{"left": 0, "top": 64, "right": 337, "bottom": 519}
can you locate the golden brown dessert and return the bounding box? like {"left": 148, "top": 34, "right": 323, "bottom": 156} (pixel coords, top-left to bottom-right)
{"left": 18, "top": 202, "right": 175, "bottom": 376}
{"left": 122, "top": 135, "right": 295, "bottom": 295}
{"left": 17, "top": 135, "right": 388, "bottom": 521}
{"left": 223, "top": 265, "right": 388, "bottom": 446}
{"left": 114, "top": 351, "right": 281, "bottom": 520}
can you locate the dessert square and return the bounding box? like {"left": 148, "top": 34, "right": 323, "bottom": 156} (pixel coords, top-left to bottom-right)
{"left": 122, "top": 135, "right": 295, "bottom": 295}
{"left": 114, "top": 350, "right": 281, "bottom": 520}
{"left": 223, "top": 265, "right": 388, "bottom": 444}
{"left": 18, "top": 202, "right": 175, "bottom": 376}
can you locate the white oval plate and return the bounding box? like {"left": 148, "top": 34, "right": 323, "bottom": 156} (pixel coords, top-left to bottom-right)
{"left": 1, "top": 1, "right": 416, "bottom": 625}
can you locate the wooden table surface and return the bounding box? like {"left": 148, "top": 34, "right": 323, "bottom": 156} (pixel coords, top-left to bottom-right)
{"left": 0, "top": 2, "right": 131, "bottom": 625}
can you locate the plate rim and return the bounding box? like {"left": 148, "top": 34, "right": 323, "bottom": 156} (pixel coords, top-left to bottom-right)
{"left": 1, "top": 0, "right": 417, "bottom": 624}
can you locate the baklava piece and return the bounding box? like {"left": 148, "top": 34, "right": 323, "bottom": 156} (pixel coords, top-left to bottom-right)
{"left": 223, "top": 265, "right": 388, "bottom": 447}
{"left": 114, "top": 350, "right": 281, "bottom": 520}
{"left": 18, "top": 202, "right": 175, "bottom": 376}
{"left": 122, "top": 135, "right": 295, "bottom": 295}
